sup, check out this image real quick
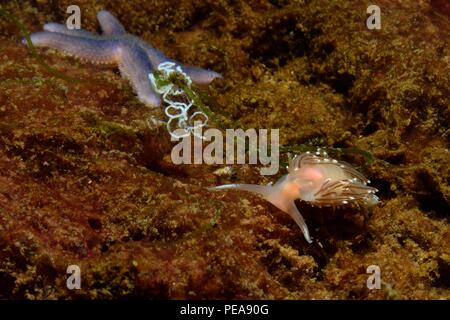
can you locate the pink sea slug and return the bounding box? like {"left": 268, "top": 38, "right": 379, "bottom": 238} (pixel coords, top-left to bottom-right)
{"left": 209, "top": 151, "right": 379, "bottom": 243}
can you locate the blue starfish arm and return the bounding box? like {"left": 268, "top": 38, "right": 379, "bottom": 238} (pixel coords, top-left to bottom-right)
{"left": 182, "top": 65, "right": 222, "bottom": 85}
{"left": 25, "top": 32, "right": 122, "bottom": 64}
{"left": 119, "top": 44, "right": 161, "bottom": 107}
{"left": 97, "top": 10, "right": 126, "bottom": 35}
{"left": 137, "top": 40, "right": 222, "bottom": 84}
{"left": 43, "top": 22, "right": 99, "bottom": 38}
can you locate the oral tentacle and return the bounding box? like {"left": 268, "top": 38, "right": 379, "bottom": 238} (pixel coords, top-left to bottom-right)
{"left": 286, "top": 201, "right": 312, "bottom": 243}
{"left": 209, "top": 183, "right": 313, "bottom": 243}
{"left": 208, "top": 183, "right": 273, "bottom": 198}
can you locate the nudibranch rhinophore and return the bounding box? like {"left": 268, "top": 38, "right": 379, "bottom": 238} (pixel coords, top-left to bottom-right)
{"left": 24, "top": 10, "right": 222, "bottom": 107}
{"left": 209, "top": 151, "right": 379, "bottom": 243}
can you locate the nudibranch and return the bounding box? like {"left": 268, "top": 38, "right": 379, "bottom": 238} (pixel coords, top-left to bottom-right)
{"left": 209, "top": 151, "right": 379, "bottom": 243}
{"left": 23, "top": 10, "right": 222, "bottom": 107}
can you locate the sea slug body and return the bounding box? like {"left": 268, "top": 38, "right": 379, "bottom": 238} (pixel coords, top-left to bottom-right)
{"left": 209, "top": 152, "right": 379, "bottom": 243}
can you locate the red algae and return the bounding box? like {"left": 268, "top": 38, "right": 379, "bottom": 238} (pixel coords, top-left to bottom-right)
{"left": 0, "top": 0, "right": 449, "bottom": 299}
{"left": 431, "top": 0, "right": 450, "bottom": 18}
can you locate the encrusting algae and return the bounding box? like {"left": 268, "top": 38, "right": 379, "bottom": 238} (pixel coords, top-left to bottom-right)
{"left": 0, "top": 0, "right": 449, "bottom": 300}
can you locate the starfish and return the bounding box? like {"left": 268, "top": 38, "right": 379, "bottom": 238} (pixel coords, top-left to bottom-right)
{"left": 23, "top": 10, "right": 222, "bottom": 107}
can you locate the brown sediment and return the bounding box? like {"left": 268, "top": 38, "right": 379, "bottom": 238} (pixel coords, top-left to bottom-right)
{"left": 0, "top": 0, "right": 449, "bottom": 299}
